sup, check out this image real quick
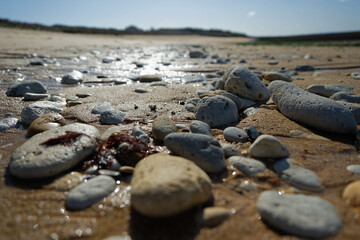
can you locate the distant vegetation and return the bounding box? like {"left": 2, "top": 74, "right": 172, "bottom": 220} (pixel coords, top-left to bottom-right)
{"left": 0, "top": 18, "right": 247, "bottom": 37}
{"left": 238, "top": 32, "right": 360, "bottom": 47}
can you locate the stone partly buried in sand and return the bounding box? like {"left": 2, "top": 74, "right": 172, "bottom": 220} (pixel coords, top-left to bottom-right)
{"left": 27, "top": 113, "right": 67, "bottom": 137}
{"left": 195, "top": 95, "right": 238, "bottom": 127}
{"left": 306, "top": 84, "right": 354, "bottom": 97}
{"left": 164, "top": 132, "right": 225, "bottom": 173}
{"left": 269, "top": 80, "right": 357, "bottom": 135}
{"left": 131, "top": 153, "right": 212, "bottom": 217}
{"left": 66, "top": 175, "right": 116, "bottom": 210}
{"left": 9, "top": 123, "right": 99, "bottom": 179}
{"left": 6, "top": 80, "right": 47, "bottom": 97}
{"left": 21, "top": 101, "right": 65, "bottom": 125}
{"left": 223, "top": 65, "right": 270, "bottom": 102}
{"left": 249, "top": 134, "right": 288, "bottom": 159}
{"left": 151, "top": 115, "right": 177, "bottom": 141}
{"left": 257, "top": 191, "right": 342, "bottom": 239}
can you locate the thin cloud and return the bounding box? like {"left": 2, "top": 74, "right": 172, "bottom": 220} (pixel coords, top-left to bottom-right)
{"left": 248, "top": 11, "right": 256, "bottom": 17}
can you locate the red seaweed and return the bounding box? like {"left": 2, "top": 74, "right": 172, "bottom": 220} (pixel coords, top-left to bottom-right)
{"left": 40, "top": 131, "right": 90, "bottom": 147}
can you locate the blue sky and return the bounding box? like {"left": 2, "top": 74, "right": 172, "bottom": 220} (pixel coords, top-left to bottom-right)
{"left": 0, "top": 0, "right": 359, "bottom": 36}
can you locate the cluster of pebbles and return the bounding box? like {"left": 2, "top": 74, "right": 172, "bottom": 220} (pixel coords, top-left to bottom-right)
{"left": 2, "top": 49, "right": 360, "bottom": 240}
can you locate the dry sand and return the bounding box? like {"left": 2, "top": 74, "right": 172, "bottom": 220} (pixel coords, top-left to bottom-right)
{"left": 0, "top": 27, "right": 360, "bottom": 240}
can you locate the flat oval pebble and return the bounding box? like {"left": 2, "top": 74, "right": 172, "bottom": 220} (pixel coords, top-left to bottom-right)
{"left": 351, "top": 72, "right": 360, "bottom": 80}
{"left": 249, "top": 134, "right": 288, "bottom": 159}
{"left": 21, "top": 101, "right": 63, "bottom": 125}
{"left": 330, "top": 91, "right": 360, "bottom": 103}
{"left": 164, "top": 132, "right": 225, "bottom": 173}
{"left": 0, "top": 118, "right": 19, "bottom": 131}
{"left": 257, "top": 191, "right": 342, "bottom": 239}
{"left": 261, "top": 72, "right": 292, "bottom": 82}
{"left": 228, "top": 156, "right": 266, "bottom": 175}
{"left": 269, "top": 81, "right": 356, "bottom": 135}
{"left": 346, "top": 164, "right": 360, "bottom": 175}
{"left": 100, "top": 110, "right": 126, "bottom": 125}
{"left": 100, "top": 126, "right": 123, "bottom": 141}
{"left": 61, "top": 70, "right": 84, "bottom": 84}
{"left": 66, "top": 175, "right": 116, "bottom": 210}
{"left": 190, "top": 120, "right": 212, "bottom": 136}
{"left": 23, "top": 93, "right": 49, "bottom": 101}
{"left": 6, "top": 80, "right": 47, "bottom": 97}
{"left": 91, "top": 102, "right": 114, "bottom": 114}
{"left": 273, "top": 158, "right": 324, "bottom": 192}
{"left": 151, "top": 115, "right": 177, "bottom": 141}
{"left": 295, "top": 65, "right": 315, "bottom": 71}
{"left": 131, "top": 153, "right": 212, "bottom": 217}
{"left": 342, "top": 180, "right": 360, "bottom": 206}
{"left": 138, "top": 74, "right": 162, "bottom": 82}
{"left": 27, "top": 113, "right": 67, "bottom": 137}
{"left": 9, "top": 123, "right": 99, "bottom": 178}
{"left": 224, "top": 65, "right": 270, "bottom": 102}
{"left": 195, "top": 96, "right": 238, "bottom": 127}
{"left": 221, "top": 143, "right": 239, "bottom": 157}
{"left": 202, "top": 207, "right": 233, "bottom": 227}
{"left": 223, "top": 127, "right": 248, "bottom": 143}
{"left": 306, "top": 84, "right": 354, "bottom": 97}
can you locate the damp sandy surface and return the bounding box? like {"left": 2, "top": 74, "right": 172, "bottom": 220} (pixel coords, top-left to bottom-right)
{"left": 1, "top": 27, "right": 360, "bottom": 240}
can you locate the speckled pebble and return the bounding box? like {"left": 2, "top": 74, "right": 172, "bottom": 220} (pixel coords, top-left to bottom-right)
{"left": 152, "top": 115, "right": 177, "bottom": 141}
{"left": 228, "top": 156, "right": 266, "bottom": 175}
{"left": 0, "top": 118, "right": 19, "bottom": 131}
{"left": 100, "top": 110, "right": 126, "bottom": 125}
{"left": 223, "top": 127, "right": 248, "bottom": 143}
{"left": 190, "top": 120, "right": 212, "bottom": 136}
{"left": 249, "top": 134, "right": 288, "bottom": 159}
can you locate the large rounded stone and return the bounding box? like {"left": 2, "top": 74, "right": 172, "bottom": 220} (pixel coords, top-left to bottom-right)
{"left": 9, "top": 123, "right": 99, "bottom": 179}
{"left": 249, "top": 134, "right": 288, "bottom": 159}
{"left": 164, "top": 132, "right": 225, "bottom": 173}
{"left": 257, "top": 191, "right": 342, "bottom": 238}
{"left": 21, "top": 101, "right": 63, "bottom": 125}
{"left": 195, "top": 96, "right": 238, "bottom": 127}
{"left": 224, "top": 66, "right": 270, "bottom": 101}
{"left": 131, "top": 153, "right": 212, "bottom": 217}
{"left": 27, "top": 113, "right": 67, "bottom": 137}
{"left": 152, "top": 115, "right": 177, "bottom": 141}
{"left": 66, "top": 175, "right": 116, "bottom": 210}
{"left": 269, "top": 81, "right": 356, "bottom": 135}
{"left": 6, "top": 80, "right": 47, "bottom": 97}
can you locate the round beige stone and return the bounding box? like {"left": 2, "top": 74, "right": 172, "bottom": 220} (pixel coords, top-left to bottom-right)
{"left": 27, "top": 113, "right": 67, "bottom": 137}
{"left": 151, "top": 115, "right": 177, "bottom": 141}
{"left": 131, "top": 153, "right": 212, "bottom": 217}
{"left": 343, "top": 180, "right": 360, "bottom": 206}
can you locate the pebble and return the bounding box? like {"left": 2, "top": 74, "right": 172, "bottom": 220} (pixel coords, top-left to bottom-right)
{"left": 342, "top": 180, "right": 360, "bottom": 206}
{"left": 249, "top": 134, "right": 288, "bottom": 159}
{"left": 269, "top": 81, "right": 357, "bottom": 135}
{"left": 257, "top": 191, "right": 342, "bottom": 238}
{"left": 221, "top": 92, "right": 244, "bottom": 111}
{"left": 131, "top": 153, "right": 212, "bottom": 217}
{"left": 261, "top": 72, "right": 292, "bottom": 82}
{"left": 185, "top": 103, "right": 196, "bottom": 112}
{"left": 119, "top": 166, "right": 135, "bottom": 174}
{"left": 295, "top": 65, "right": 315, "bottom": 71}
{"left": 338, "top": 101, "right": 360, "bottom": 123}
{"left": 240, "top": 180, "right": 257, "bottom": 191}
{"left": 223, "top": 65, "right": 270, "bottom": 102}
{"left": 98, "top": 169, "right": 121, "bottom": 177}
{"left": 223, "top": 127, "right": 248, "bottom": 143}
{"left": 61, "top": 70, "right": 84, "bottom": 84}
{"left": 132, "top": 125, "right": 145, "bottom": 137}
{"left": 138, "top": 134, "right": 150, "bottom": 144}
{"left": 330, "top": 91, "right": 360, "bottom": 103}
{"left": 66, "top": 175, "right": 116, "bottom": 210}
{"left": 150, "top": 82, "right": 167, "bottom": 86}
{"left": 189, "top": 51, "right": 206, "bottom": 58}
{"left": 197, "top": 90, "right": 210, "bottom": 96}
{"left": 190, "top": 120, "right": 212, "bottom": 136}
{"left": 100, "top": 126, "right": 123, "bottom": 141}
{"left": 9, "top": 123, "right": 99, "bottom": 178}
{"left": 102, "top": 57, "right": 115, "bottom": 63}
{"left": 183, "top": 75, "right": 206, "bottom": 84}
{"left": 27, "top": 113, "right": 67, "bottom": 137}
{"left": 100, "top": 110, "right": 126, "bottom": 125}
{"left": 21, "top": 101, "right": 63, "bottom": 125}
{"left": 243, "top": 107, "right": 260, "bottom": 116}
{"left": 76, "top": 93, "right": 91, "bottom": 98}
{"left": 228, "top": 156, "right": 266, "bottom": 175}
{"left": 351, "top": 72, "right": 360, "bottom": 80}
{"left": 306, "top": 84, "right": 354, "bottom": 97}
{"left": 239, "top": 59, "right": 247, "bottom": 63}
{"left": 138, "top": 74, "right": 162, "bottom": 83}
{"left": 134, "top": 88, "right": 151, "bottom": 93}
{"left": 202, "top": 207, "right": 233, "bottom": 227}
{"left": 6, "top": 80, "right": 47, "bottom": 97}
{"left": 195, "top": 96, "right": 238, "bottom": 127}
{"left": 91, "top": 102, "right": 114, "bottom": 114}
{"left": 164, "top": 132, "right": 225, "bottom": 173}
{"left": 221, "top": 143, "right": 239, "bottom": 157}
{"left": 304, "top": 54, "right": 314, "bottom": 59}
{"left": 151, "top": 115, "right": 177, "bottom": 141}
{"left": 273, "top": 158, "right": 324, "bottom": 192}
{"left": 267, "top": 60, "right": 278, "bottom": 65}
{"left": 346, "top": 165, "right": 360, "bottom": 175}
{"left": 0, "top": 118, "right": 19, "bottom": 131}
{"left": 29, "top": 61, "right": 46, "bottom": 66}
{"left": 23, "top": 93, "right": 49, "bottom": 101}
{"left": 246, "top": 126, "right": 260, "bottom": 142}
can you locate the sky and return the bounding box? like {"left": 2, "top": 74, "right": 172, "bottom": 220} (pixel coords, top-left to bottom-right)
{"left": 0, "top": 0, "right": 359, "bottom": 36}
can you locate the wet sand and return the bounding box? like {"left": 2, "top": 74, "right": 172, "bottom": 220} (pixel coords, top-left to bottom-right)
{"left": 0, "top": 27, "right": 360, "bottom": 240}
